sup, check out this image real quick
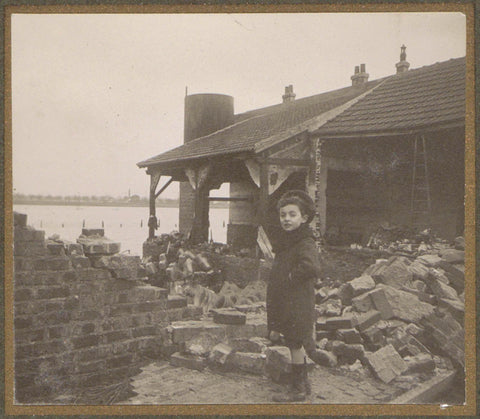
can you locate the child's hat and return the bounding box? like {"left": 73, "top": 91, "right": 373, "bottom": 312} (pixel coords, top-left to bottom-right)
{"left": 279, "top": 190, "right": 316, "bottom": 223}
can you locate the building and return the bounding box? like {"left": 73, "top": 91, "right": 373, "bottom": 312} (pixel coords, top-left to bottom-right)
{"left": 137, "top": 48, "right": 465, "bottom": 248}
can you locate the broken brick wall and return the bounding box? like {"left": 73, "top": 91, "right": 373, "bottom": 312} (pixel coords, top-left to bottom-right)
{"left": 13, "top": 213, "right": 201, "bottom": 403}
{"left": 323, "top": 129, "right": 464, "bottom": 243}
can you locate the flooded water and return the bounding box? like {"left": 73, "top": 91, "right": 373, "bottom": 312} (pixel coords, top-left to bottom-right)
{"left": 13, "top": 205, "right": 229, "bottom": 256}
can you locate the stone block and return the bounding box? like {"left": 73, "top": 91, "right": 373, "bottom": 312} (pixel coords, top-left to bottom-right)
{"left": 426, "top": 273, "right": 459, "bottom": 301}
{"left": 326, "top": 315, "right": 356, "bottom": 330}
{"left": 354, "top": 310, "right": 381, "bottom": 332}
{"left": 64, "top": 242, "right": 84, "bottom": 256}
{"left": 437, "top": 261, "right": 464, "bottom": 293}
{"left": 167, "top": 295, "right": 188, "bottom": 309}
{"left": 335, "top": 328, "right": 363, "bottom": 344}
{"left": 360, "top": 325, "right": 386, "bottom": 349}
{"left": 315, "top": 317, "right": 328, "bottom": 331}
{"left": 14, "top": 241, "right": 47, "bottom": 257}
{"left": 81, "top": 228, "right": 104, "bottom": 237}
{"left": 229, "top": 337, "right": 269, "bottom": 353}
{"left": 337, "top": 283, "right": 353, "bottom": 306}
{"left": 316, "top": 330, "right": 333, "bottom": 341}
{"left": 234, "top": 302, "right": 265, "bottom": 313}
{"left": 379, "top": 285, "right": 435, "bottom": 323}
{"left": 324, "top": 298, "right": 342, "bottom": 317}
{"left": 212, "top": 308, "right": 246, "bottom": 325}
{"left": 408, "top": 260, "right": 430, "bottom": 280}
{"left": 14, "top": 226, "right": 45, "bottom": 242}
{"left": 417, "top": 254, "right": 442, "bottom": 267}
{"left": 370, "top": 257, "right": 412, "bottom": 289}
{"left": 169, "top": 320, "right": 226, "bottom": 344}
{"left": 71, "top": 255, "right": 91, "bottom": 269}
{"left": 364, "top": 344, "right": 407, "bottom": 383}
{"left": 208, "top": 343, "right": 233, "bottom": 366}
{"left": 438, "top": 298, "right": 464, "bottom": 324}
{"left": 348, "top": 275, "right": 376, "bottom": 297}
{"left": 331, "top": 341, "right": 365, "bottom": 364}
{"left": 403, "top": 353, "right": 435, "bottom": 374}
{"left": 439, "top": 249, "right": 464, "bottom": 264}
{"left": 351, "top": 292, "right": 373, "bottom": 313}
{"left": 453, "top": 236, "right": 465, "bottom": 250}
{"left": 77, "top": 236, "right": 120, "bottom": 255}
{"left": 185, "top": 332, "right": 223, "bottom": 356}
{"left": 226, "top": 352, "right": 265, "bottom": 375}
{"left": 308, "top": 349, "right": 337, "bottom": 368}
{"left": 368, "top": 289, "right": 394, "bottom": 320}
{"left": 132, "top": 285, "right": 168, "bottom": 302}
{"left": 92, "top": 254, "right": 141, "bottom": 280}
{"left": 265, "top": 345, "right": 291, "bottom": 380}
{"left": 46, "top": 242, "right": 65, "bottom": 256}
{"left": 170, "top": 352, "right": 206, "bottom": 371}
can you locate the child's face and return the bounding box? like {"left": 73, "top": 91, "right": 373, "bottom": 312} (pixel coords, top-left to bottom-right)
{"left": 279, "top": 204, "right": 308, "bottom": 231}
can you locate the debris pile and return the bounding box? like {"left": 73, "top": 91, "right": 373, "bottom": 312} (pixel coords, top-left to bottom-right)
{"left": 311, "top": 238, "right": 465, "bottom": 389}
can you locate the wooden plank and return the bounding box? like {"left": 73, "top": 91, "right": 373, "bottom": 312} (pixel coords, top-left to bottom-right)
{"left": 257, "top": 226, "right": 274, "bottom": 260}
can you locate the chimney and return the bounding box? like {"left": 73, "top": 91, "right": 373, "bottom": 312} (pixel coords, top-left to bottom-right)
{"left": 282, "top": 85, "right": 296, "bottom": 103}
{"left": 351, "top": 64, "right": 369, "bottom": 86}
{"left": 395, "top": 45, "right": 410, "bottom": 74}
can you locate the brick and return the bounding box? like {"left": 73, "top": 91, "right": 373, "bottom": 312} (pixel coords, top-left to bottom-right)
{"left": 335, "top": 328, "right": 363, "bottom": 344}
{"left": 77, "top": 236, "right": 121, "bottom": 255}
{"left": 104, "top": 330, "right": 130, "bottom": 343}
{"left": 132, "top": 326, "right": 158, "bottom": 338}
{"left": 364, "top": 344, "right": 407, "bottom": 383}
{"left": 48, "top": 326, "right": 65, "bottom": 339}
{"left": 326, "top": 315, "right": 356, "bottom": 330}
{"left": 81, "top": 228, "right": 104, "bottom": 237}
{"left": 46, "top": 242, "right": 65, "bottom": 256}
{"left": 167, "top": 295, "right": 187, "bottom": 309}
{"left": 360, "top": 325, "right": 386, "bottom": 349}
{"left": 36, "top": 286, "right": 70, "bottom": 300}
{"left": 14, "top": 241, "right": 47, "bottom": 257}
{"left": 14, "top": 288, "right": 34, "bottom": 302}
{"left": 208, "top": 343, "right": 233, "bottom": 366}
{"left": 226, "top": 352, "right": 265, "bottom": 375}
{"left": 315, "top": 317, "right": 329, "bottom": 331}
{"left": 14, "top": 212, "right": 28, "bottom": 227}
{"left": 72, "top": 334, "right": 100, "bottom": 349}
{"left": 65, "top": 242, "right": 84, "bottom": 256}
{"left": 212, "top": 308, "right": 246, "bottom": 325}
{"left": 403, "top": 353, "right": 435, "bottom": 374}
{"left": 77, "top": 359, "right": 106, "bottom": 374}
{"left": 229, "top": 337, "right": 270, "bottom": 353}
{"left": 170, "top": 352, "right": 206, "bottom": 371}
{"left": 354, "top": 310, "right": 381, "bottom": 332}
{"left": 45, "top": 301, "right": 64, "bottom": 312}
{"left": 368, "top": 289, "right": 394, "bottom": 320}
{"left": 14, "top": 226, "right": 45, "bottom": 242}
{"left": 324, "top": 298, "right": 343, "bottom": 317}
{"left": 71, "top": 256, "right": 91, "bottom": 269}
{"left": 106, "top": 354, "right": 134, "bottom": 369}
{"left": 134, "top": 300, "right": 167, "bottom": 313}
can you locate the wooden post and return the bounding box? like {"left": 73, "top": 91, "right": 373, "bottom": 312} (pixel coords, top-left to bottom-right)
{"left": 315, "top": 140, "right": 328, "bottom": 236}
{"left": 258, "top": 161, "right": 269, "bottom": 228}
{"left": 148, "top": 171, "right": 161, "bottom": 239}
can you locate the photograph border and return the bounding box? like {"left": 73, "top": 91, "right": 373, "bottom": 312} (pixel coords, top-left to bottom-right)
{"left": 3, "top": 1, "right": 477, "bottom": 416}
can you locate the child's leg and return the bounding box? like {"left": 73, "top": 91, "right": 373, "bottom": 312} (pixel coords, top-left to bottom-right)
{"left": 290, "top": 347, "right": 306, "bottom": 364}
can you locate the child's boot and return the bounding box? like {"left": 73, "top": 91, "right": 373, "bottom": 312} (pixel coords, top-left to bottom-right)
{"left": 272, "top": 364, "right": 306, "bottom": 402}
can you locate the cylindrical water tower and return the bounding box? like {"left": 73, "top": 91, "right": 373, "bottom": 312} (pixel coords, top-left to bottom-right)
{"left": 179, "top": 94, "right": 234, "bottom": 237}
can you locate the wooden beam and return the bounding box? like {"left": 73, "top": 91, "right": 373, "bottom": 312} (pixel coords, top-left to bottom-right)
{"left": 155, "top": 177, "right": 174, "bottom": 199}
{"left": 208, "top": 196, "right": 252, "bottom": 202}
{"left": 265, "top": 158, "right": 310, "bottom": 167}
{"left": 258, "top": 161, "right": 269, "bottom": 228}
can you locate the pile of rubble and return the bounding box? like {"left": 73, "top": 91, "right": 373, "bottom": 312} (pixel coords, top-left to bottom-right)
{"left": 311, "top": 240, "right": 465, "bottom": 389}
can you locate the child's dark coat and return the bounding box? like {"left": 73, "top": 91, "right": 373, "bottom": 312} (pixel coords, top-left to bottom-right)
{"left": 266, "top": 224, "right": 321, "bottom": 346}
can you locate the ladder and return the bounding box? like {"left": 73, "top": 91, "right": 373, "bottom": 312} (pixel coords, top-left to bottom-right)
{"left": 410, "top": 135, "right": 432, "bottom": 229}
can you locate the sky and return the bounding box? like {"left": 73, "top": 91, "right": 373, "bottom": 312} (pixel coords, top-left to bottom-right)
{"left": 11, "top": 12, "right": 466, "bottom": 199}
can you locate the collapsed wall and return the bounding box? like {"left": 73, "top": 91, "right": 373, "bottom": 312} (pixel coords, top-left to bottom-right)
{"left": 13, "top": 212, "right": 201, "bottom": 403}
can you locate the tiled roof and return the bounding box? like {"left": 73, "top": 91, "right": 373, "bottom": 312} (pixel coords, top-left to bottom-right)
{"left": 137, "top": 82, "right": 381, "bottom": 168}
{"left": 138, "top": 57, "right": 465, "bottom": 168}
{"left": 316, "top": 57, "right": 465, "bottom": 136}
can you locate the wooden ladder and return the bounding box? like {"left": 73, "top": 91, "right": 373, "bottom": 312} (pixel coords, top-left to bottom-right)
{"left": 410, "top": 135, "right": 432, "bottom": 229}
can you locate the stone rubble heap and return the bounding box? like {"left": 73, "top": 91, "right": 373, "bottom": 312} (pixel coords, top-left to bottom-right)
{"left": 311, "top": 239, "right": 465, "bottom": 389}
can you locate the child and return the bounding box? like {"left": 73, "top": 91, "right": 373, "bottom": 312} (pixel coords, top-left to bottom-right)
{"left": 266, "top": 190, "right": 321, "bottom": 402}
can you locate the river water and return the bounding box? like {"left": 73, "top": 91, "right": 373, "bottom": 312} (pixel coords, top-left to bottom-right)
{"left": 13, "top": 205, "right": 229, "bottom": 256}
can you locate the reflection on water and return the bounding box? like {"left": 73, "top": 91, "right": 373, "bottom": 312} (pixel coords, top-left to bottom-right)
{"left": 13, "top": 205, "right": 229, "bottom": 256}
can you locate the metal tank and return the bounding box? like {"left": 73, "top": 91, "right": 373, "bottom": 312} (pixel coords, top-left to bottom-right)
{"left": 179, "top": 93, "right": 234, "bottom": 237}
